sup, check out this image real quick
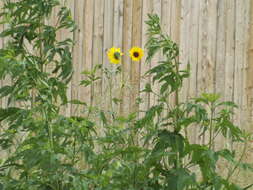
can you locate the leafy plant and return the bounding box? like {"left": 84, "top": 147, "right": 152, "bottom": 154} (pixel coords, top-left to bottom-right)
{"left": 0, "top": 1, "right": 252, "bottom": 189}
{"left": 0, "top": 0, "right": 94, "bottom": 189}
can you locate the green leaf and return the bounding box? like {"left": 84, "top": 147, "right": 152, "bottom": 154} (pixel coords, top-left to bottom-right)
{"left": 0, "top": 107, "right": 22, "bottom": 122}
{"left": 152, "top": 130, "right": 186, "bottom": 161}
{"left": 165, "top": 168, "right": 196, "bottom": 190}
{"left": 217, "top": 149, "right": 235, "bottom": 163}
{"left": 99, "top": 111, "right": 107, "bottom": 125}
{"left": 141, "top": 83, "right": 152, "bottom": 93}
{"left": 217, "top": 101, "right": 238, "bottom": 108}
{"left": 0, "top": 85, "right": 13, "bottom": 98}
{"left": 68, "top": 99, "right": 87, "bottom": 105}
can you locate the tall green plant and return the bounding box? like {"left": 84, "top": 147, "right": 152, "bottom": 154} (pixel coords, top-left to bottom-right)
{"left": 0, "top": 1, "right": 252, "bottom": 189}
{"left": 0, "top": 0, "right": 94, "bottom": 189}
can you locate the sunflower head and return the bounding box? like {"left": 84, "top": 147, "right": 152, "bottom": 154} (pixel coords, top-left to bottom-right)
{"left": 129, "top": 46, "right": 144, "bottom": 62}
{"left": 107, "top": 47, "right": 123, "bottom": 64}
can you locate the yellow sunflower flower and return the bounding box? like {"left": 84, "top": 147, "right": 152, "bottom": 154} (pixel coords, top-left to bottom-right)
{"left": 129, "top": 46, "right": 144, "bottom": 62}
{"left": 107, "top": 47, "right": 123, "bottom": 64}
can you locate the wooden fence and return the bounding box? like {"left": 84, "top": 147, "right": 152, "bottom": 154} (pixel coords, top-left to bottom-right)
{"left": 0, "top": 0, "right": 252, "bottom": 129}
{"left": 0, "top": 0, "right": 253, "bottom": 185}
{"left": 65, "top": 0, "right": 252, "bottom": 128}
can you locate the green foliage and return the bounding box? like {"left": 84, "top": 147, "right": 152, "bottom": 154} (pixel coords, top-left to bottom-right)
{"left": 145, "top": 14, "right": 189, "bottom": 96}
{"left": 0, "top": 3, "right": 252, "bottom": 190}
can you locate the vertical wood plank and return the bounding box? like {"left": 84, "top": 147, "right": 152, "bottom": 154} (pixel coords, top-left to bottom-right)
{"left": 161, "top": 0, "right": 171, "bottom": 36}
{"left": 215, "top": 1, "right": 226, "bottom": 100}
{"left": 82, "top": 0, "right": 94, "bottom": 111}
{"left": 206, "top": 0, "right": 218, "bottom": 94}
{"left": 243, "top": 2, "right": 253, "bottom": 186}
{"left": 223, "top": 0, "right": 236, "bottom": 149}
{"left": 130, "top": 0, "right": 142, "bottom": 113}
{"left": 179, "top": 0, "right": 190, "bottom": 103}
{"left": 113, "top": 0, "right": 124, "bottom": 48}
{"left": 242, "top": 0, "right": 251, "bottom": 129}
{"left": 71, "top": 0, "right": 85, "bottom": 115}
{"left": 149, "top": 0, "right": 161, "bottom": 108}
{"left": 197, "top": 0, "right": 213, "bottom": 94}
{"left": 207, "top": 0, "right": 218, "bottom": 145}
{"left": 246, "top": 0, "right": 253, "bottom": 123}
{"left": 187, "top": 0, "right": 200, "bottom": 100}
{"left": 112, "top": 0, "right": 123, "bottom": 114}
{"left": 196, "top": 0, "right": 208, "bottom": 144}
{"left": 197, "top": 0, "right": 218, "bottom": 144}
{"left": 139, "top": 0, "right": 153, "bottom": 116}
{"left": 224, "top": 0, "right": 236, "bottom": 104}
{"left": 181, "top": 0, "right": 200, "bottom": 143}
{"left": 214, "top": 0, "right": 226, "bottom": 149}
{"left": 92, "top": 0, "right": 104, "bottom": 111}
{"left": 102, "top": 0, "right": 114, "bottom": 114}
{"left": 170, "top": 0, "right": 181, "bottom": 44}
{"left": 234, "top": 0, "right": 246, "bottom": 127}
{"left": 120, "top": 0, "right": 133, "bottom": 116}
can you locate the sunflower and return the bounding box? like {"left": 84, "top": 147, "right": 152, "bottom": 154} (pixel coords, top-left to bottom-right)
{"left": 129, "top": 46, "right": 144, "bottom": 62}
{"left": 107, "top": 47, "right": 123, "bottom": 64}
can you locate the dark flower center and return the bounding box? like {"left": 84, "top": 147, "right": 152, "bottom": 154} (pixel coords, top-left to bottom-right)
{"left": 133, "top": 52, "right": 139, "bottom": 58}
{"left": 114, "top": 52, "right": 120, "bottom": 60}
